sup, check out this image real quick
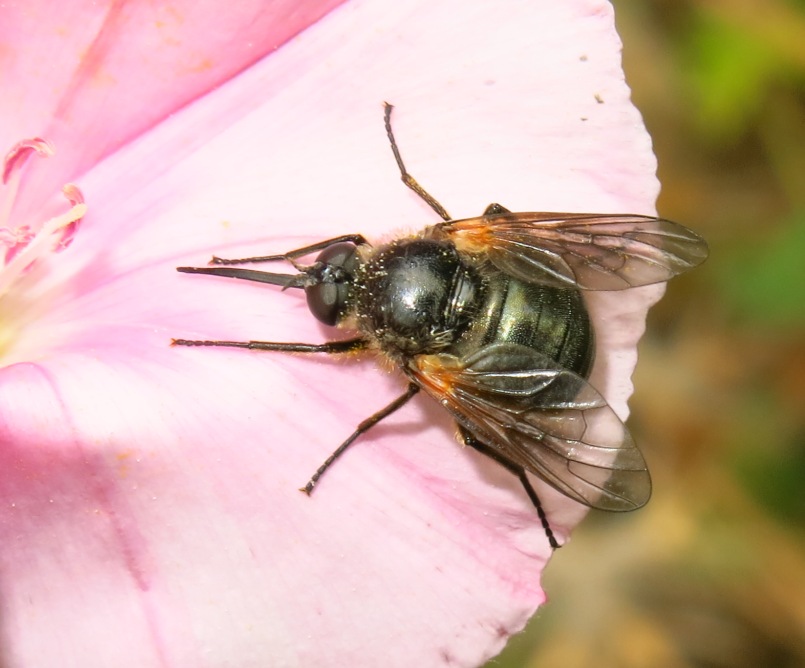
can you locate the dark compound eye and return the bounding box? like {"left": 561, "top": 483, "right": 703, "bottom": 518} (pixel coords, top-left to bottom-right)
{"left": 305, "top": 242, "right": 358, "bottom": 326}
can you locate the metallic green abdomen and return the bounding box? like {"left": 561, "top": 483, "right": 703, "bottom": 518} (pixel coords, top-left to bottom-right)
{"left": 455, "top": 270, "right": 594, "bottom": 378}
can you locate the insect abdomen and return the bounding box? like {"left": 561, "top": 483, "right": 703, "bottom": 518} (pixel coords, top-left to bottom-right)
{"left": 458, "top": 271, "right": 594, "bottom": 378}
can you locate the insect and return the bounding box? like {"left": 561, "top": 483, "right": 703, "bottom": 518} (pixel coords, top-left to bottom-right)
{"left": 174, "top": 104, "right": 708, "bottom": 548}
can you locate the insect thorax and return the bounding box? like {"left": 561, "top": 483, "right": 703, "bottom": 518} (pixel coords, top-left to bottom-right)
{"left": 353, "top": 239, "right": 482, "bottom": 357}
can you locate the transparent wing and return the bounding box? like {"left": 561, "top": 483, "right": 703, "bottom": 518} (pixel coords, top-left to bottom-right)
{"left": 409, "top": 342, "right": 651, "bottom": 511}
{"left": 432, "top": 211, "right": 709, "bottom": 290}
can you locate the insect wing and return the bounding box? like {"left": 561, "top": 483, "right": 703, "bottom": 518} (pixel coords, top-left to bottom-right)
{"left": 433, "top": 212, "right": 708, "bottom": 290}
{"left": 409, "top": 343, "right": 651, "bottom": 511}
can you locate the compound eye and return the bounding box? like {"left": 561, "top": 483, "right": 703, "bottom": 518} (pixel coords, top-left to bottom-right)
{"left": 315, "top": 242, "right": 357, "bottom": 268}
{"left": 304, "top": 242, "right": 358, "bottom": 326}
{"left": 306, "top": 283, "right": 343, "bottom": 326}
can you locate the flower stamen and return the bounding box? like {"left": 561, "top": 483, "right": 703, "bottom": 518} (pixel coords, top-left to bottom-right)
{"left": 0, "top": 139, "right": 87, "bottom": 297}
{"left": 0, "top": 199, "right": 87, "bottom": 297}
{"left": 1, "top": 138, "right": 55, "bottom": 224}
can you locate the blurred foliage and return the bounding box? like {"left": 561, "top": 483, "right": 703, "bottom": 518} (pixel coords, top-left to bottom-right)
{"left": 492, "top": 1, "right": 805, "bottom": 666}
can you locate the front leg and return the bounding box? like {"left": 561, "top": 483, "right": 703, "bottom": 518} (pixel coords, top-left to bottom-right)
{"left": 210, "top": 235, "right": 369, "bottom": 266}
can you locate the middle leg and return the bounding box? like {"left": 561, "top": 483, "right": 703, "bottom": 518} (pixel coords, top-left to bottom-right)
{"left": 300, "top": 383, "right": 421, "bottom": 494}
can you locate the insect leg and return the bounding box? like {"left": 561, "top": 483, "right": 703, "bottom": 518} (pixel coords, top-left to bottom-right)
{"left": 458, "top": 426, "right": 560, "bottom": 549}
{"left": 171, "top": 337, "right": 368, "bottom": 353}
{"left": 384, "top": 103, "right": 452, "bottom": 222}
{"left": 300, "top": 383, "right": 421, "bottom": 494}
{"left": 211, "top": 234, "right": 369, "bottom": 266}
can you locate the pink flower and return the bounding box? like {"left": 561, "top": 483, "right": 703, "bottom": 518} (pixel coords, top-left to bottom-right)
{"left": 0, "top": 1, "right": 666, "bottom": 666}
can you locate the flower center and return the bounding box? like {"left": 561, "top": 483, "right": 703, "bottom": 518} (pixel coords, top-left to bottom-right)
{"left": 0, "top": 139, "right": 86, "bottom": 296}
{"left": 0, "top": 138, "right": 87, "bottom": 358}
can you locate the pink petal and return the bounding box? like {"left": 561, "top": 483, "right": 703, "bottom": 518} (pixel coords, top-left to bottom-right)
{"left": 0, "top": 1, "right": 665, "bottom": 666}
{"left": 1, "top": 0, "right": 345, "bottom": 214}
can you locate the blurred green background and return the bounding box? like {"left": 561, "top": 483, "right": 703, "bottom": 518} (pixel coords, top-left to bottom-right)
{"left": 493, "top": 1, "right": 805, "bottom": 666}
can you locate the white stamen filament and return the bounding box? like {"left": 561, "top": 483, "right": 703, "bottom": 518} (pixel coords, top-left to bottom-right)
{"left": 0, "top": 202, "right": 87, "bottom": 298}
